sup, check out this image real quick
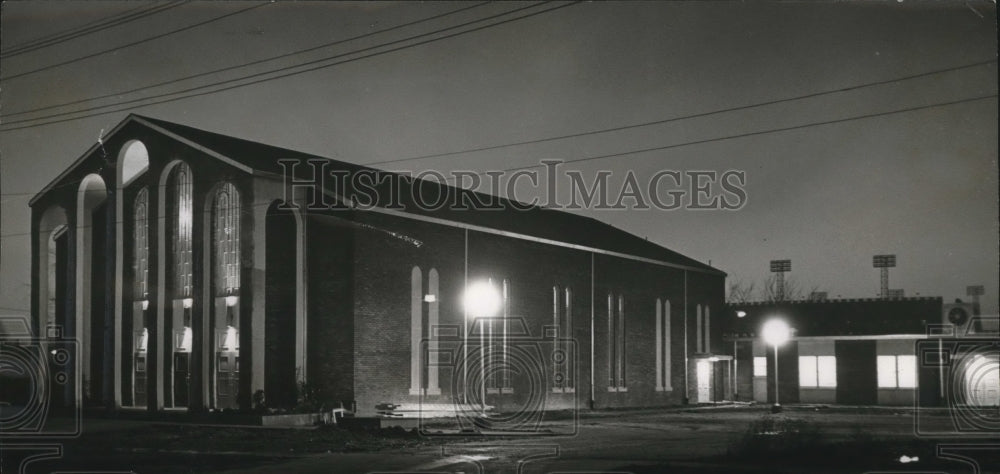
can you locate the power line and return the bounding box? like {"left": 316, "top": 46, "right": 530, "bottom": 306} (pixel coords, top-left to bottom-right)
{"left": 0, "top": 2, "right": 269, "bottom": 81}
{"left": 0, "top": 1, "right": 579, "bottom": 131}
{"left": 1, "top": 3, "right": 151, "bottom": 55}
{"left": 3, "top": 2, "right": 490, "bottom": 118}
{"left": 0, "top": 2, "right": 186, "bottom": 59}
{"left": 14, "top": 48, "right": 968, "bottom": 191}
{"left": 363, "top": 59, "right": 998, "bottom": 167}
{"left": 0, "top": 93, "right": 994, "bottom": 238}
{"left": 0, "top": 57, "right": 993, "bottom": 198}
{"left": 439, "top": 93, "right": 998, "bottom": 183}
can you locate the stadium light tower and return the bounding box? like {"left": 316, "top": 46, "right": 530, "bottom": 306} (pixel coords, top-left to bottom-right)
{"left": 873, "top": 254, "right": 896, "bottom": 298}
{"left": 769, "top": 259, "right": 791, "bottom": 301}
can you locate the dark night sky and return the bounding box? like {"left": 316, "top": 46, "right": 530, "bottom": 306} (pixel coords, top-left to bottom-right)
{"left": 1, "top": 1, "right": 997, "bottom": 315}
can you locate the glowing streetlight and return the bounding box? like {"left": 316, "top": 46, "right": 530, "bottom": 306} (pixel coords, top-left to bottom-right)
{"left": 463, "top": 281, "right": 501, "bottom": 319}
{"left": 761, "top": 318, "right": 790, "bottom": 413}
{"left": 463, "top": 280, "right": 501, "bottom": 415}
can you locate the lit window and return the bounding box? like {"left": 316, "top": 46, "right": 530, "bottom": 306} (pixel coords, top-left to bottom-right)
{"left": 132, "top": 188, "right": 149, "bottom": 300}
{"left": 171, "top": 164, "right": 193, "bottom": 298}
{"left": 897, "top": 355, "right": 916, "bottom": 388}
{"left": 800, "top": 355, "right": 837, "bottom": 388}
{"left": 213, "top": 182, "right": 241, "bottom": 296}
{"left": 552, "top": 286, "right": 574, "bottom": 391}
{"left": 799, "top": 356, "right": 818, "bottom": 387}
{"left": 655, "top": 299, "right": 671, "bottom": 390}
{"left": 608, "top": 293, "right": 626, "bottom": 390}
{"left": 753, "top": 356, "right": 767, "bottom": 376}
{"left": 817, "top": 356, "right": 837, "bottom": 388}
{"left": 878, "top": 355, "right": 915, "bottom": 388}
{"left": 877, "top": 355, "right": 897, "bottom": 388}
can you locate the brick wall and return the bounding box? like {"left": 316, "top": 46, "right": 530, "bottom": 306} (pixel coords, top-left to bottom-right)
{"left": 302, "top": 208, "right": 725, "bottom": 415}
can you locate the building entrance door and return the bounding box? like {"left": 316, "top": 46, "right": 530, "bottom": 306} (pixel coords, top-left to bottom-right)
{"left": 216, "top": 351, "right": 238, "bottom": 409}
{"left": 697, "top": 359, "right": 712, "bottom": 403}
{"left": 134, "top": 351, "right": 147, "bottom": 406}
{"left": 173, "top": 352, "right": 190, "bottom": 407}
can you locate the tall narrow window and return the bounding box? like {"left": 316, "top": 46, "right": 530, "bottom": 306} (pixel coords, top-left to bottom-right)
{"left": 552, "top": 286, "right": 574, "bottom": 392}
{"left": 695, "top": 305, "right": 703, "bottom": 353}
{"left": 656, "top": 299, "right": 672, "bottom": 391}
{"left": 608, "top": 293, "right": 626, "bottom": 391}
{"left": 410, "top": 266, "right": 440, "bottom": 396}
{"left": 409, "top": 266, "right": 422, "bottom": 395}
{"left": 703, "top": 306, "right": 711, "bottom": 353}
{"left": 500, "top": 279, "right": 512, "bottom": 392}
{"left": 214, "top": 182, "right": 241, "bottom": 296}
{"left": 172, "top": 164, "right": 193, "bottom": 298}
{"left": 133, "top": 188, "right": 149, "bottom": 300}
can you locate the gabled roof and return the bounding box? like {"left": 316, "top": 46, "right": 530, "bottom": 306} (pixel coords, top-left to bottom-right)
{"left": 39, "top": 114, "right": 724, "bottom": 275}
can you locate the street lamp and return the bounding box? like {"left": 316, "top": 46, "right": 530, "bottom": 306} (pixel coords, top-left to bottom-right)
{"left": 463, "top": 280, "right": 501, "bottom": 415}
{"left": 761, "top": 318, "right": 790, "bottom": 413}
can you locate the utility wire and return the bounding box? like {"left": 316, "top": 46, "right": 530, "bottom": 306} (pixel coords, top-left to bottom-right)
{"left": 3, "top": 2, "right": 490, "bottom": 118}
{"left": 0, "top": 2, "right": 186, "bottom": 59}
{"left": 0, "top": 59, "right": 994, "bottom": 198}
{"left": 439, "top": 93, "right": 998, "bottom": 183}
{"left": 0, "top": 93, "right": 995, "bottom": 238}
{"left": 0, "top": 2, "right": 269, "bottom": 81}
{"left": 0, "top": 1, "right": 579, "bottom": 131}
{"left": 1, "top": 3, "right": 151, "bottom": 55}
{"left": 365, "top": 59, "right": 998, "bottom": 167}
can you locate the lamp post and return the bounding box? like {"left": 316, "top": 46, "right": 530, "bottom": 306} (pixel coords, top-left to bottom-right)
{"left": 761, "top": 319, "right": 790, "bottom": 413}
{"left": 463, "top": 280, "right": 501, "bottom": 416}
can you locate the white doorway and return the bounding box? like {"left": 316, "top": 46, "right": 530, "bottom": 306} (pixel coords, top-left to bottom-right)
{"left": 696, "top": 359, "right": 712, "bottom": 403}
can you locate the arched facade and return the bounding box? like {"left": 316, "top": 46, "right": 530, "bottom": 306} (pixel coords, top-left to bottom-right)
{"left": 76, "top": 173, "right": 109, "bottom": 404}
{"left": 213, "top": 182, "right": 242, "bottom": 409}
{"left": 162, "top": 162, "right": 194, "bottom": 408}
{"left": 115, "top": 139, "right": 151, "bottom": 408}
{"left": 36, "top": 205, "right": 69, "bottom": 340}
{"left": 29, "top": 115, "right": 730, "bottom": 418}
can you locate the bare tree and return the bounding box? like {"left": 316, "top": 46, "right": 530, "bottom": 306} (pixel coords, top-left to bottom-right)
{"left": 727, "top": 279, "right": 756, "bottom": 303}
{"left": 728, "top": 276, "right": 824, "bottom": 303}
{"left": 760, "top": 274, "right": 804, "bottom": 302}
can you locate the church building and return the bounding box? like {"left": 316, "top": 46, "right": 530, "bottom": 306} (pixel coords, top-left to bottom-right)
{"left": 29, "top": 114, "right": 727, "bottom": 416}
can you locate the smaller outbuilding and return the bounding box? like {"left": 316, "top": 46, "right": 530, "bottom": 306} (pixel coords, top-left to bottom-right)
{"left": 725, "top": 297, "right": 998, "bottom": 409}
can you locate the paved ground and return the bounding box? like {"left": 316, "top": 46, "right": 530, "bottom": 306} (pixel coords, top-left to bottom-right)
{"left": 3, "top": 405, "right": 998, "bottom": 473}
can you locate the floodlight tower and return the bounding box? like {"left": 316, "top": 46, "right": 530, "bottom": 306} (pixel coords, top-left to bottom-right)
{"left": 873, "top": 254, "right": 896, "bottom": 298}
{"left": 769, "top": 259, "right": 791, "bottom": 301}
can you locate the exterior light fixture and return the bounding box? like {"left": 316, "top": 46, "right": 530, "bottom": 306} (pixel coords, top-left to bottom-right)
{"left": 141, "top": 300, "right": 149, "bottom": 311}
{"left": 182, "top": 298, "right": 193, "bottom": 309}
{"left": 463, "top": 281, "right": 501, "bottom": 318}
{"left": 423, "top": 294, "right": 437, "bottom": 303}
{"left": 463, "top": 279, "right": 501, "bottom": 416}
{"left": 761, "top": 318, "right": 790, "bottom": 413}
{"left": 223, "top": 325, "right": 238, "bottom": 352}
{"left": 225, "top": 295, "right": 239, "bottom": 307}
{"left": 736, "top": 310, "right": 747, "bottom": 318}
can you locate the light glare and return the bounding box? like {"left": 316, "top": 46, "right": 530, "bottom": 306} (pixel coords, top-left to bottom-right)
{"left": 762, "top": 319, "right": 790, "bottom": 347}
{"left": 464, "top": 280, "right": 501, "bottom": 318}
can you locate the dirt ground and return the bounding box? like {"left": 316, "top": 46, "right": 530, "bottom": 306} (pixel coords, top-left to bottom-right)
{"left": 3, "top": 405, "right": 997, "bottom": 473}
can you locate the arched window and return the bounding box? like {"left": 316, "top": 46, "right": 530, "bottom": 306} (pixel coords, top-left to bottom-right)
{"left": 213, "top": 182, "right": 241, "bottom": 296}
{"left": 409, "top": 266, "right": 440, "bottom": 396}
{"left": 133, "top": 188, "right": 149, "bottom": 300}
{"left": 171, "top": 164, "right": 193, "bottom": 298}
